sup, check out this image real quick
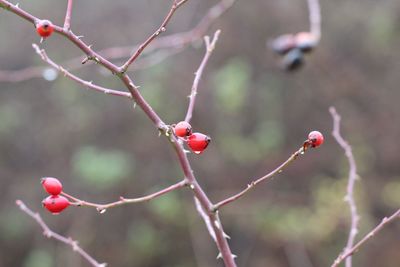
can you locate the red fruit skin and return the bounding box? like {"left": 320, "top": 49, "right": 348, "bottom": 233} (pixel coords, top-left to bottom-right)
{"left": 42, "top": 195, "right": 70, "bottom": 214}
{"left": 41, "top": 177, "right": 63, "bottom": 195}
{"left": 187, "top": 132, "right": 211, "bottom": 154}
{"left": 36, "top": 20, "right": 54, "bottom": 38}
{"left": 174, "top": 121, "right": 192, "bottom": 137}
{"left": 308, "top": 131, "right": 324, "bottom": 147}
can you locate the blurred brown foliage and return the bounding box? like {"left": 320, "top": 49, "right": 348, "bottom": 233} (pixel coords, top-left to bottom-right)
{"left": 1, "top": 0, "right": 400, "bottom": 266}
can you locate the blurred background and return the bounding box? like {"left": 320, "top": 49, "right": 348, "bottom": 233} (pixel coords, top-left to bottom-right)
{"left": 1, "top": 0, "right": 400, "bottom": 266}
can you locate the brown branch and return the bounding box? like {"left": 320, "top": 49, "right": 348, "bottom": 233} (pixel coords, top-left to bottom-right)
{"left": 330, "top": 106, "right": 360, "bottom": 267}
{"left": 61, "top": 180, "right": 188, "bottom": 212}
{"left": 331, "top": 208, "right": 400, "bottom": 267}
{"left": 64, "top": 0, "right": 74, "bottom": 30}
{"left": 213, "top": 145, "right": 309, "bottom": 211}
{"left": 0, "top": 0, "right": 235, "bottom": 82}
{"left": 32, "top": 44, "right": 132, "bottom": 99}
{"left": 185, "top": 30, "right": 220, "bottom": 123}
{"left": 119, "top": 0, "right": 189, "bottom": 73}
{"left": 1, "top": 2, "right": 237, "bottom": 266}
{"left": 16, "top": 200, "right": 106, "bottom": 267}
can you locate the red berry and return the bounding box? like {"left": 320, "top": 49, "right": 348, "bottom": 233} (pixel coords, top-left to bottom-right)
{"left": 308, "top": 131, "right": 324, "bottom": 148}
{"left": 187, "top": 132, "right": 211, "bottom": 154}
{"left": 36, "top": 20, "right": 54, "bottom": 38}
{"left": 174, "top": 121, "right": 192, "bottom": 137}
{"left": 42, "top": 195, "right": 70, "bottom": 214}
{"left": 41, "top": 177, "right": 63, "bottom": 195}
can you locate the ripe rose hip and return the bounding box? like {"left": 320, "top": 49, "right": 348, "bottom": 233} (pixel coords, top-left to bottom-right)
{"left": 36, "top": 20, "right": 54, "bottom": 38}
{"left": 41, "top": 177, "right": 63, "bottom": 195}
{"left": 187, "top": 132, "right": 211, "bottom": 154}
{"left": 42, "top": 195, "right": 70, "bottom": 214}
{"left": 174, "top": 121, "right": 192, "bottom": 137}
{"left": 295, "top": 32, "right": 318, "bottom": 52}
{"left": 308, "top": 131, "right": 324, "bottom": 148}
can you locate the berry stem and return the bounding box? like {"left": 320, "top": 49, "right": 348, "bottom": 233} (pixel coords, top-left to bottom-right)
{"left": 16, "top": 200, "right": 106, "bottom": 267}
{"left": 212, "top": 145, "right": 308, "bottom": 211}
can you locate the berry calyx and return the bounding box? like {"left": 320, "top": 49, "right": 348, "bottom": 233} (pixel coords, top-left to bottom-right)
{"left": 187, "top": 132, "right": 211, "bottom": 154}
{"left": 295, "top": 32, "right": 318, "bottom": 52}
{"left": 174, "top": 121, "right": 192, "bottom": 137}
{"left": 308, "top": 131, "right": 324, "bottom": 148}
{"left": 41, "top": 177, "right": 63, "bottom": 195}
{"left": 282, "top": 48, "right": 304, "bottom": 71}
{"left": 36, "top": 20, "right": 54, "bottom": 38}
{"left": 42, "top": 195, "right": 70, "bottom": 214}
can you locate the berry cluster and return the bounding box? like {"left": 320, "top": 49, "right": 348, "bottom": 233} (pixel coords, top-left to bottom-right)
{"left": 270, "top": 32, "right": 318, "bottom": 71}
{"left": 41, "top": 177, "right": 70, "bottom": 214}
{"left": 173, "top": 121, "right": 211, "bottom": 154}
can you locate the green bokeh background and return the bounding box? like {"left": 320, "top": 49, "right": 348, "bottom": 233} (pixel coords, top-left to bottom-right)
{"left": 1, "top": 0, "right": 400, "bottom": 266}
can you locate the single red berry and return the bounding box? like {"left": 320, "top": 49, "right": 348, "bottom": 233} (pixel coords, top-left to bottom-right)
{"left": 308, "top": 131, "right": 324, "bottom": 148}
{"left": 187, "top": 132, "right": 211, "bottom": 154}
{"left": 174, "top": 121, "right": 193, "bottom": 137}
{"left": 41, "top": 177, "right": 63, "bottom": 195}
{"left": 295, "top": 32, "right": 318, "bottom": 52}
{"left": 36, "top": 20, "right": 54, "bottom": 38}
{"left": 42, "top": 195, "right": 70, "bottom": 214}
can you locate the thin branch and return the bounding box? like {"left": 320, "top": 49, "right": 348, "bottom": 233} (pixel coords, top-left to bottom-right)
{"left": 64, "top": 0, "right": 74, "bottom": 31}
{"left": 307, "top": 0, "right": 321, "bottom": 41}
{"left": 16, "top": 200, "right": 106, "bottom": 267}
{"left": 331, "top": 208, "right": 400, "bottom": 267}
{"left": 185, "top": 30, "right": 221, "bottom": 123}
{"left": 0, "top": 0, "right": 235, "bottom": 82}
{"left": 61, "top": 180, "right": 188, "bottom": 212}
{"left": 213, "top": 145, "right": 309, "bottom": 211}
{"left": 330, "top": 106, "right": 360, "bottom": 267}
{"left": 32, "top": 44, "right": 132, "bottom": 99}
{"left": 119, "top": 0, "right": 189, "bottom": 73}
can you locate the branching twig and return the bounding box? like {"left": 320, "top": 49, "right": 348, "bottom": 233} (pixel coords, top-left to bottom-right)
{"left": 213, "top": 145, "right": 309, "bottom": 211}
{"left": 16, "top": 200, "right": 107, "bottom": 267}
{"left": 331, "top": 208, "right": 400, "bottom": 267}
{"left": 32, "top": 44, "right": 132, "bottom": 99}
{"left": 64, "top": 0, "right": 73, "bottom": 31}
{"left": 184, "top": 30, "right": 220, "bottom": 123}
{"left": 330, "top": 107, "right": 359, "bottom": 267}
{"left": 119, "top": 0, "right": 189, "bottom": 73}
{"left": 0, "top": 0, "right": 235, "bottom": 82}
{"left": 62, "top": 180, "right": 188, "bottom": 212}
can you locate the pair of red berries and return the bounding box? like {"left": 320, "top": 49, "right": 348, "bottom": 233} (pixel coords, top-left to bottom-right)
{"left": 36, "top": 20, "right": 54, "bottom": 38}
{"left": 173, "top": 121, "right": 211, "bottom": 154}
{"left": 270, "top": 32, "right": 318, "bottom": 71}
{"left": 41, "top": 177, "right": 70, "bottom": 214}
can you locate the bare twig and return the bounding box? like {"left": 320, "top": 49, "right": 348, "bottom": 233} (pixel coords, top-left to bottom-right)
{"left": 213, "top": 144, "right": 310, "bottom": 211}
{"left": 64, "top": 0, "right": 73, "bottom": 31}
{"left": 32, "top": 44, "right": 132, "bottom": 99}
{"left": 119, "top": 0, "right": 189, "bottom": 73}
{"left": 307, "top": 0, "right": 321, "bottom": 40}
{"left": 62, "top": 180, "right": 188, "bottom": 212}
{"left": 330, "top": 107, "right": 359, "bottom": 267}
{"left": 16, "top": 200, "right": 106, "bottom": 267}
{"left": 185, "top": 30, "right": 220, "bottom": 123}
{"left": 331, "top": 208, "right": 400, "bottom": 267}
{"left": 0, "top": 0, "right": 235, "bottom": 82}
